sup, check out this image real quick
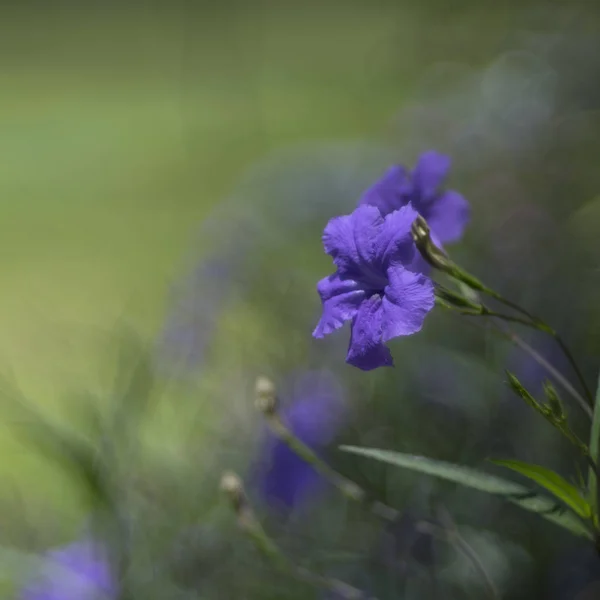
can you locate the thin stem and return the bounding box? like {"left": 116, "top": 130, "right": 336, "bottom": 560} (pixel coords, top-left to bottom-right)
{"left": 478, "top": 290, "right": 594, "bottom": 408}
{"left": 418, "top": 506, "right": 501, "bottom": 600}
{"left": 490, "top": 319, "right": 592, "bottom": 419}
{"left": 416, "top": 219, "right": 593, "bottom": 408}
{"left": 220, "top": 472, "right": 377, "bottom": 600}
{"left": 460, "top": 309, "right": 538, "bottom": 329}
{"left": 264, "top": 412, "right": 399, "bottom": 523}
{"left": 588, "top": 371, "right": 600, "bottom": 522}
{"left": 553, "top": 333, "right": 595, "bottom": 408}
{"left": 485, "top": 289, "right": 538, "bottom": 324}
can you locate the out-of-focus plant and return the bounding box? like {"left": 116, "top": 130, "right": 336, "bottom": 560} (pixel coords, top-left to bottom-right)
{"left": 214, "top": 150, "right": 600, "bottom": 599}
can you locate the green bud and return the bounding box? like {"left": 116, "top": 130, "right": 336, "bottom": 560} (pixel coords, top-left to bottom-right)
{"left": 506, "top": 371, "right": 540, "bottom": 411}
{"left": 543, "top": 381, "right": 565, "bottom": 420}
{"left": 411, "top": 216, "right": 453, "bottom": 272}
{"left": 434, "top": 286, "right": 485, "bottom": 313}
{"left": 411, "top": 216, "right": 493, "bottom": 297}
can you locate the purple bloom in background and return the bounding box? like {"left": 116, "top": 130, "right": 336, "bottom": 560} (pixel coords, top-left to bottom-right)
{"left": 313, "top": 204, "right": 434, "bottom": 370}
{"left": 359, "top": 151, "right": 470, "bottom": 246}
{"left": 20, "top": 541, "right": 115, "bottom": 600}
{"left": 507, "top": 332, "right": 568, "bottom": 400}
{"left": 258, "top": 371, "right": 346, "bottom": 510}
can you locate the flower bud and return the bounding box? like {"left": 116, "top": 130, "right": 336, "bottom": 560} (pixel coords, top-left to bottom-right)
{"left": 506, "top": 371, "right": 540, "bottom": 411}
{"left": 544, "top": 381, "right": 565, "bottom": 420}
{"left": 255, "top": 376, "right": 278, "bottom": 415}
{"left": 411, "top": 215, "right": 453, "bottom": 272}
{"left": 220, "top": 471, "right": 245, "bottom": 513}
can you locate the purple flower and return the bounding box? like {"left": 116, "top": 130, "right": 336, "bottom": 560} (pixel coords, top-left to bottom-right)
{"left": 359, "top": 151, "right": 470, "bottom": 246}
{"left": 257, "top": 371, "right": 346, "bottom": 510}
{"left": 313, "top": 204, "right": 435, "bottom": 371}
{"left": 20, "top": 541, "right": 115, "bottom": 600}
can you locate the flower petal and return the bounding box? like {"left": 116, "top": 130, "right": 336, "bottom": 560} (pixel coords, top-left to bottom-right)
{"left": 321, "top": 205, "right": 384, "bottom": 279}
{"left": 346, "top": 295, "right": 393, "bottom": 370}
{"left": 374, "top": 203, "right": 419, "bottom": 271}
{"left": 313, "top": 274, "right": 365, "bottom": 338}
{"left": 284, "top": 370, "right": 346, "bottom": 447}
{"left": 425, "top": 190, "right": 471, "bottom": 244}
{"left": 412, "top": 151, "right": 451, "bottom": 203}
{"left": 260, "top": 441, "right": 323, "bottom": 509}
{"left": 258, "top": 370, "right": 346, "bottom": 510}
{"left": 358, "top": 165, "right": 412, "bottom": 217}
{"left": 381, "top": 268, "right": 435, "bottom": 342}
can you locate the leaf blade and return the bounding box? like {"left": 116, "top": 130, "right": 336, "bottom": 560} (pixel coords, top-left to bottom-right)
{"left": 340, "top": 446, "right": 593, "bottom": 539}
{"left": 491, "top": 459, "right": 591, "bottom": 519}
{"left": 588, "top": 371, "right": 600, "bottom": 514}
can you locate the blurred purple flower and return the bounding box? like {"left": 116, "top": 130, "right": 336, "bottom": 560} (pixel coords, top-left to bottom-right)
{"left": 507, "top": 332, "right": 568, "bottom": 399}
{"left": 157, "top": 253, "right": 234, "bottom": 372}
{"left": 20, "top": 541, "right": 115, "bottom": 600}
{"left": 257, "top": 371, "right": 346, "bottom": 510}
{"left": 359, "top": 151, "right": 470, "bottom": 246}
{"left": 313, "top": 204, "right": 435, "bottom": 371}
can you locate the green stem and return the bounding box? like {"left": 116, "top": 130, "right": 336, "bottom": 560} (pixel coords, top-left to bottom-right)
{"left": 418, "top": 222, "right": 594, "bottom": 409}
{"left": 460, "top": 309, "right": 538, "bottom": 329}
{"left": 587, "top": 371, "right": 600, "bottom": 519}
{"left": 471, "top": 287, "right": 593, "bottom": 409}
{"left": 420, "top": 506, "right": 501, "bottom": 600}
{"left": 490, "top": 320, "right": 592, "bottom": 419}
{"left": 552, "top": 333, "right": 595, "bottom": 409}
{"left": 443, "top": 281, "right": 594, "bottom": 410}
{"left": 221, "top": 473, "right": 377, "bottom": 599}
{"left": 264, "top": 413, "right": 399, "bottom": 522}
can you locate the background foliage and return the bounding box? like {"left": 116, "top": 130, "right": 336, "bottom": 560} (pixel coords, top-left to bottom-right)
{"left": 2, "top": 1, "right": 600, "bottom": 598}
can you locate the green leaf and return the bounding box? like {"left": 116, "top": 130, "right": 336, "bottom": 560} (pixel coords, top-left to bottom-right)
{"left": 340, "top": 446, "right": 593, "bottom": 540}
{"left": 588, "top": 371, "right": 600, "bottom": 515}
{"left": 0, "top": 379, "right": 113, "bottom": 511}
{"left": 491, "top": 459, "right": 591, "bottom": 519}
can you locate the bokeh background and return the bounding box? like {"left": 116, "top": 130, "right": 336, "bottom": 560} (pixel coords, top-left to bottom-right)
{"left": 1, "top": 1, "right": 600, "bottom": 598}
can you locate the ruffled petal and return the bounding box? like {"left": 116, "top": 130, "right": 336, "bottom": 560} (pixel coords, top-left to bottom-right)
{"left": 381, "top": 268, "right": 435, "bottom": 342}
{"left": 412, "top": 151, "right": 451, "bottom": 204}
{"left": 346, "top": 295, "right": 393, "bottom": 370}
{"left": 425, "top": 190, "right": 471, "bottom": 244}
{"left": 358, "top": 165, "right": 412, "bottom": 217}
{"left": 373, "top": 203, "right": 419, "bottom": 271}
{"left": 313, "top": 274, "right": 365, "bottom": 338}
{"left": 321, "top": 205, "right": 384, "bottom": 280}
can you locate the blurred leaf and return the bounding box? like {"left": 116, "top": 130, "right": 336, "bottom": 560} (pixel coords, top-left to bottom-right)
{"left": 340, "top": 446, "right": 593, "bottom": 539}
{"left": 0, "top": 379, "right": 112, "bottom": 511}
{"left": 588, "top": 371, "right": 600, "bottom": 515}
{"left": 491, "top": 459, "right": 591, "bottom": 519}
{"left": 110, "top": 324, "right": 157, "bottom": 422}
{"left": 437, "top": 527, "right": 532, "bottom": 597}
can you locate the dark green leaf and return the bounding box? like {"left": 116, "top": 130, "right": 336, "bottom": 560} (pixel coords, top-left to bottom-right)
{"left": 491, "top": 459, "right": 591, "bottom": 519}
{"left": 588, "top": 371, "right": 600, "bottom": 514}
{"left": 340, "top": 446, "right": 593, "bottom": 539}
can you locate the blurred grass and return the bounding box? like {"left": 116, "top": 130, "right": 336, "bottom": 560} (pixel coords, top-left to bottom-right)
{"left": 0, "top": 1, "right": 553, "bottom": 528}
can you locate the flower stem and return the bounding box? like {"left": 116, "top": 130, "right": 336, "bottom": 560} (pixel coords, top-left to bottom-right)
{"left": 254, "top": 378, "right": 500, "bottom": 594}
{"left": 414, "top": 216, "right": 594, "bottom": 409}
{"left": 427, "top": 506, "right": 501, "bottom": 600}
{"left": 489, "top": 320, "right": 592, "bottom": 419}
{"left": 462, "top": 283, "right": 593, "bottom": 409}
{"left": 488, "top": 294, "right": 593, "bottom": 409}
{"left": 263, "top": 411, "right": 399, "bottom": 522}
{"left": 220, "top": 472, "right": 377, "bottom": 599}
